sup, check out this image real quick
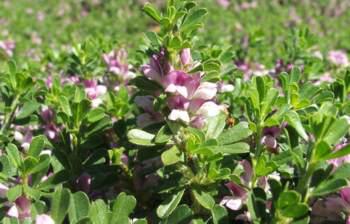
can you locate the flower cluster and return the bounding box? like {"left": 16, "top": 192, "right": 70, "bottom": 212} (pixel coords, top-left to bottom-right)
{"left": 140, "top": 48, "right": 231, "bottom": 128}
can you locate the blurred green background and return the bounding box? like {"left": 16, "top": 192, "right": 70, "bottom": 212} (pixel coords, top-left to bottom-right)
{"left": 1, "top": 0, "right": 350, "bottom": 64}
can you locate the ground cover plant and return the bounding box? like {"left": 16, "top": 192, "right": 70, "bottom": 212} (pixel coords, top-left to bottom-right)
{"left": 1, "top": 0, "right": 350, "bottom": 223}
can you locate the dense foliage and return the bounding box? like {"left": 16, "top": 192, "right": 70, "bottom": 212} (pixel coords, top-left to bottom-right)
{"left": 1, "top": 0, "right": 350, "bottom": 223}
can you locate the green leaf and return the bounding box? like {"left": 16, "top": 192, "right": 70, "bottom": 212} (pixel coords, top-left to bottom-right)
{"left": 323, "top": 144, "right": 350, "bottom": 160}
{"left": 86, "top": 108, "right": 105, "bottom": 123}
{"left": 111, "top": 192, "right": 136, "bottom": 224}
{"left": 51, "top": 188, "right": 71, "bottom": 224}
{"left": 332, "top": 163, "right": 350, "bottom": 180}
{"left": 155, "top": 125, "right": 172, "bottom": 144}
{"left": 312, "top": 178, "right": 348, "bottom": 196}
{"left": 22, "top": 156, "right": 39, "bottom": 174}
{"left": 323, "top": 116, "right": 350, "bottom": 146}
{"left": 68, "top": 192, "right": 90, "bottom": 224}
{"left": 280, "top": 203, "right": 309, "bottom": 218}
{"left": 206, "top": 113, "right": 226, "bottom": 139}
{"left": 314, "top": 141, "right": 331, "bottom": 161}
{"left": 6, "top": 143, "right": 21, "bottom": 168}
{"left": 30, "top": 155, "right": 50, "bottom": 174}
{"left": 28, "top": 135, "right": 46, "bottom": 157}
{"left": 277, "top": 191, "right": 301, "bottom": 209}
{"left": 214, "top": 143, "right": 250, "bottom": 155}
{"left": 16, "top": 101, "right": 40, "bottom": 119}
{"left": 285, "top": 111, "right": 308, "bottom": 141}
{"left": 182, "top": 8, "right": 208, "bottom": 32}
{"left": 23, "top": 185, "right": 40, "bottom": 200}
{"left": 127, "top": 129, "right": 155, "bottom": 146}
{"left": 143, "top": 3, "right": 161, "bottom": 23}
{"left": 212, "top": 205, "right": 229, "bottom": 224}
{"left": 161, "top": 146, "right": 183, "bottom": 166}
{"left": 89, "top": 199, "right": 108, "bottom": 224}
{"left": 59, "top": 96, "right": 72, "bottom": 117}
{"left": 164, "top": 204, "right": 192, "bottom": 224}
{"left": 217, "top": 122, "right": 252, "bottom": 145}
{"left": 192, "top": 190, "right": 215, "bottom": 210}
{"left": 157, "top": 189, "right": 185, "bottom": 219}
{"left": 7, "top": 185, "right": 22, "bottom": 202}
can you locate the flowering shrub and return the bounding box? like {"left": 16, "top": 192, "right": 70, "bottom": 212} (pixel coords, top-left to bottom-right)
{"left": 0, "top": 1, "right": 350, "bottom": 224}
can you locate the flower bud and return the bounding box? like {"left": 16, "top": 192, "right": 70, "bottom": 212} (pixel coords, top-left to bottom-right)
{"left": 180, "top": 48, "right": 191, "bottom": 66}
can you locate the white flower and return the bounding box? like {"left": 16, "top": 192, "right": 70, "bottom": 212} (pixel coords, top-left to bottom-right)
{"left": 14, "top": 131, "right": 24, "bottom": 142}
{"left": 36, "top": 214, "right": 55, "bottom": 224}
{"left": 196, "top": 101, "right": 223, "bottom": 117}
{"left": 220, "top": 196, "right": 243, "bottom": 210}
{"left": 165, "top": 84, "right": 189, "bottom": 98}
{"left": 168, "top": 109, "right": 190, "bottom": 123}
{"left": 192, "top": 82, "right": 217, "bottom": 100}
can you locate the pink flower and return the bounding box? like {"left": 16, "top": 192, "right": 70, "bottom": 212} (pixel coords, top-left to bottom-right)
{"left": 141, "top": 48, "right": 172, "bottom": 84}
{"left": 328, "top": 50, "right": 349, "bottom": 67}
{"left": 8, "top": 196, "right": 31, "bottom": 220}
{"left": 103, "top": 49, "right": 135, "bottom": 82}
{"left": 261, "top": 123, "right": 287, "bottom": 153}
{"left": 314, "top": 72, "right": 334, "bottom": 85}
{"left": 0, "top": 40, "right": 15, "bottom": 57}
{"left": 216, "top": 0, "right": 230, "bottom": 8}
{"left": 41, "top": 106, "right": 61, "bottom": 140}
{"left": 36, "top": 214, "right": 54, "bottom": 224}
{"left": 83, "top": 80, "right": 107, "bottom": 107}
{"left": 220, "top": 160, "right": 252, "bottom": 210}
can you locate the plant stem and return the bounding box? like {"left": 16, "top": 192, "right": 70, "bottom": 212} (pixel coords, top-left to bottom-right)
{"left": 0, "top": 95, "right": 20, "bottom": 135}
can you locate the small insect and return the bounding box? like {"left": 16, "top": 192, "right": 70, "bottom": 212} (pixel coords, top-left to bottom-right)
{"left": 226, "top": 117, "right": 235, "bottom": 127}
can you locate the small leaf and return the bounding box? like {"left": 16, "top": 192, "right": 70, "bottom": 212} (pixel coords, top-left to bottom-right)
{"left": 192, "top": 190, "right": 215, "bottom": 210}
{"left": 165, "top": 204, "right": 192, "bottom": 224}
{"left": 206, "top": 113, "right": 226, "bottom": 139}
{"left": 86, "top": 108, "right": 105, "bottom": 123}
{"left": 214, "top": 143, "right": 250, "bottom": 155}
{"left": 7, "top": 185, "right": 22, "bottom": 202}
{"left": 6, "top": 143, "right": 21, "bottom": 168}
{"left": 161, "top": 146, "right": 183, "bottom": 166}
{"left": 312, "top": 178, "right": 348, "bottom": 196}
{"left": 155, "top": 125, "right": 172, "bottom": 144}
{"left": 51, "top": 188, "right": 71, "bottom": 224}
{"left": 157, "top": 189, "right": 185, "bottom": 219}
{"left": 212, "top": 205, "right": 229, "bottom": 224}
{"left": 89, "top": 199, "right": 108, "bottom": 224}
{"left": 127, "top": 129, "right": 155, "bottom": 146}
{"left": 22, "top": 156, "right": 39, "bottom": 175}
{"left": 59, "top": 96, "right": 72, "bottom": 117}
{"left": 277, "top": 191, "right": 301, "bottom": 209}
{"left": 280, "top": 203, "right": 309, "bottom": 218}
{"left": 111, "top": 192, "right": 136, "bottom": 224}
{"left": 143, "top": 3, "right": 161, "bottom": 23}
{"left": 323, "top": 116, "right": 350, "bottom": 146}
{"left": 16, "top": 101, "right": 40, "bottom": 119}
{"left": 217, "top": 122, "right": 252, "bottom": 145}
{"left": 28, "top": 135, "right": 46, "bottom": 157}
{"left": 332, "top": 163, "right": 350, "bottom": 180}
{"left": 285, "top": 111, "right": 308, "bottom": 141}
{"left": 68, "top": 192, "right": 90, "bottom": 223}
{"left": 323, "top": 144, "right": 350, "bottom": 161}
{"left": 182, "top": 8, "right": 208, "bottom": 32}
